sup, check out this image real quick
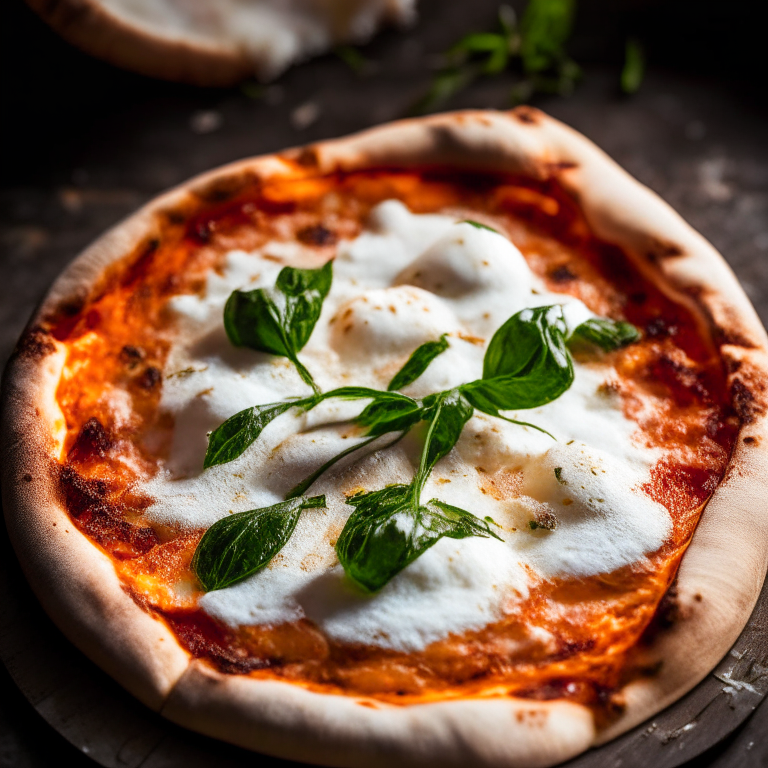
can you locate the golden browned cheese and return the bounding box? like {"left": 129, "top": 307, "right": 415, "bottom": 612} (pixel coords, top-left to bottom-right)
{"left": 48, "top": 170, "right": 738, "bottom": 724}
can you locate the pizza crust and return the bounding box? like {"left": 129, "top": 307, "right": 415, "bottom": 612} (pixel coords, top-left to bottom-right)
{"left": 163, "top": 661, "right": 595, "bottom": 768}
{"left": 24, "top": 0, "right": 415, "bottom": 86}
{"left": 3, "top": 108, "right": 767, "bottom": 767}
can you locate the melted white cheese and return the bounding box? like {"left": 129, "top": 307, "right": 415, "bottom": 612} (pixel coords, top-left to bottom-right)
{"left": 141, "top": 200, "right": 671, "bottom": 651}
{"left": 99, "top": 0, "right": 416, "bottom": 80}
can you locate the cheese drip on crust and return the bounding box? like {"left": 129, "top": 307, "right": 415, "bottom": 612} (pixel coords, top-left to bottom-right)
{"left": 141, "top": 200, "right": 670, "bottom": 652}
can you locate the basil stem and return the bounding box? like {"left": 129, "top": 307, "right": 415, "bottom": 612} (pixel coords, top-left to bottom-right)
{"left": 286, "top": 432, "right": 405, "bottom": 500}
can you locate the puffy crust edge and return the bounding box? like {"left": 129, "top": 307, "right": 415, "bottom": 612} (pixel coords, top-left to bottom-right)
{"left": 24, "top": 0, "right": 413, "bottom": 86}
{"left": 2, "top": 108, "right": 767, "bottom": 765}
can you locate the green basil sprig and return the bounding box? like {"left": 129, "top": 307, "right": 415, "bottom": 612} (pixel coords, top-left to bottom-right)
{"left": 192, "top": 495, "right": 326, "bottom": 591}
{"left": 336, "top": 486, "right": 501, "bottom": 592}
{"left": 204, "top": 387, "right": 419, "bottom": 469}
{"left": 224, "top": 261, "right": 332, "bottom": 395}
{"left": 335, "top": 388, "right": 489, "bottom": 591}
{"left": 568, "top": 317, "right": 641, "bottom": 352}
{"left": 197, "top": 293, "right": 641, "bottom": 594}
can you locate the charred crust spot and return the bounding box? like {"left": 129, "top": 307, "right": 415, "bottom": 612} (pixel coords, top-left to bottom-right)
{"left": 22, "top": 474, "right": 32, "bottom": 482}
{"left": 546, "top": 161, "right": 578, "bottom": 173}
{"left": 650, "top": 241, "right": 685, "bottom": 260}
{"left": 629, "top": 291, "right": 647, "bottom": 305}
{"left": 655, "top": 584, "right": 680, "bottom": 630}
{"left": 715, "top": 326, "right": 757, "bottom": 350}
{"left": 120, "top": 345, "right": 145, "bottom": 369}
{"left": 138, "top": 366, "right": 162, "bottom": 390}
{"left": 196, "top": 173, "right": 256, "bottom": 204}
{"left": 549, "top": 265, "right": 576, "bottom": 283}
{"left": 193, "top": 220, "right": 213, "bottom": 244}
{"left": 294, "top": 146, "right": 320, "bottom": 168}
{"left": 16, "top": 327, "right": 55, "bottom": 360}
{"left": 58, "top": 465, "right": 158, "bottom": 556}
{"left": 164, "top": 209, "right": 187, "bottom": 226}
{"left": 514, "top": 107, "right": 540, "bottom": 125}
{"left": 731, "top": 378, "right": 763, "bottom": 425}
{"left": 297, "top": 224, "right": 338, "bottom": 247}
{"left": 68, "top": 417, "right": 113, "bottom": 463}
{"left": 552, "top": 638, "right": 596, "bottom": 661}
{"left": 59, "top": 298, "right": 85, "bottom": 317}
{"left": 743, "top": 435, "right": 758, "bottom": 445}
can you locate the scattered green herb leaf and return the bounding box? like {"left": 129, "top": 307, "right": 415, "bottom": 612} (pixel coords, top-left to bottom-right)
{"left": 413, "top": 1, "right": 580, "bottom": 114}
{"left": 192, "top": 495, "right": 326, "bottom": 591}
{"left": 355, "top": 394, "right": 424, "bottom": 437}
{"left": 621, "top": 38, "right": 645, "bottom": 95}
{"left": 519, "top": 0, "right": 576, "bottom": 73}
{"left": 335, "top": 45, "right": 371, "bottom": 75}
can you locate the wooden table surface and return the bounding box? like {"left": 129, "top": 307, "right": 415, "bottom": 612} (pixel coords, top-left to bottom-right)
{"left": 1, "top": 1, "right": 767, "bottom": 766}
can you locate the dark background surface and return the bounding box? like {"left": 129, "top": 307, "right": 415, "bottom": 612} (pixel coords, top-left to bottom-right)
{"left": 1, "top": 1, "right": 767, "bottom": 766}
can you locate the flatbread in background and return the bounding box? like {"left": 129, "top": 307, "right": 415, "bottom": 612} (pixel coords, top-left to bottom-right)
{"left": 24, "top": 0, "right": 416, "bottom": 85}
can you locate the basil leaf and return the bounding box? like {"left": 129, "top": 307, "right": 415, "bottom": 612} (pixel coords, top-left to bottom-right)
{"left": 223, "top": 261, "right": 332, "bottom": 394}
{"left": 462, "top": 305, "right": 573, "bottom": 412}
{"left": 336, "top": 486, "right": 500, "bottom": 592}
{"left": 460, "top": 220, "right": 500, "bottom": 234}
{"left": 568, "top": 318, "right": 641, "bottom": 352}
{"left": 415, "top": 389, "right": 474, "bottom": 494}
{"left": 204, "top": 399, "right": 312, "bottom": 468}
{"left": 520, "top": 0, "right": 576, "bottom": 74}
{"left": 193, "top": 495, "right": 326, "bottom": 591}
{"left": 387, "top": 334, "right": 450, "bottom": 392}
{"left": 205, "top": 387, "right": 412, "bottom": 468}
{"left": 355, "top": 395, "right": 423, "bottom": 437}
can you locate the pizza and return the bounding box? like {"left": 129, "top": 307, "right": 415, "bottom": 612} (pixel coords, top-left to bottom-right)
{"left": 24, "top": 0, "right": 415, "bottom": 86}
{"left": 3, "top": 109, "right": 768, "bottom": 768}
